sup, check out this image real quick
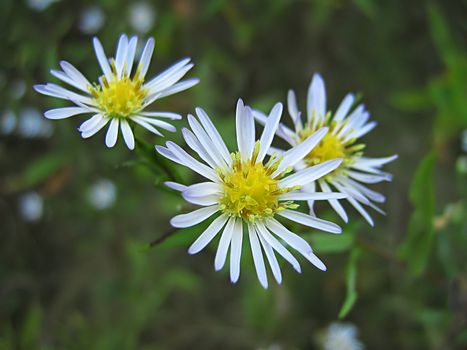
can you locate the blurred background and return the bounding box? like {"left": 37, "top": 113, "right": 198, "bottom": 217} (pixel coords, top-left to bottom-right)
{"left": 1, "top": 0, "right": 466, "bottom": 349}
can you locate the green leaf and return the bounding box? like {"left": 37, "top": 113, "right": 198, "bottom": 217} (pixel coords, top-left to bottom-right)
{"left": 19, "top": 304, "right": 42, "bottom": 350}
{"left": 22, "top": 153, "right": 66, "bottom": 188}
{"left": 427, "top": 3, "right": 463, "bottom": 68}
{"left": 338, "top": 248, "right": 361, "bottom": 319}
{"left": 398, "top": 152, "right": 436, "bottom": 276}
{"left": 353, "top": 0, "right": 376, "bottom": 18}
{"left": 309, "top": 233, "right": 354, "bottom": 254}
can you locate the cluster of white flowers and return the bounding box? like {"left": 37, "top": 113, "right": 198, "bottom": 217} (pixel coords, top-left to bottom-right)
{"left": 323, "top": 323, "right": 364, "bottom": 350}
{"left": 36, "top": 34, "right": 396, "bottom": 287}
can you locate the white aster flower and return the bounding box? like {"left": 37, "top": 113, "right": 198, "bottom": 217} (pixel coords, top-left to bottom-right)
{"left": 128, "top": 2, "right": 156, "bottom": 33}
{"left": 157, "top": 99, "right": 346, "bottom": 288}
{"left": 18, "top": 192, "right": 44, "bottom": 222}
{"left": 79, "top": 6, "right": 105, "bottom": 34}
{"left": 323, "top": 323, "right": 364, "bottom": 350}
{"left": 254, "top": 74, "right": 397, "bottom": 226}
{"left": 88, "top": 178, "right": 117, "bottom": 210}
{"left": 34, "top": 34, "right": 199, "bottom": 150}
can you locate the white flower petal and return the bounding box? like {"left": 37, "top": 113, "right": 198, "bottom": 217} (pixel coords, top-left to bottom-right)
{"left": 248, "top": 223, "right": 268, "bottom": 289}
{"left": 307, "top": 73, "right": 326, "bottom": 122}
{"left": 333, "top": 93, "right": 354, "bottom": 122}
{"left": 303, "top": 181, "right": 317, "bottom": 215}
{"left": 137, "top": 37, "right": 155, "bottom": 78}
{"left": 145, "top": 59, "right": 193, "bottom": 94}
{"left": 143, "top": 57, "right": 190, "bottom": 88}
{"left": 134, "top": 116, "right": 176, "bottom": 132}
{"left": 164, "top": 181, "right": 187, "bottom": 192}
{"left": 236, "top": 100, "right": 255, "bottom": 161}
{"left": 331, "top": 178, "right": 370, "bottom": 205}
{"left": 195, "top": 107, "right": 232, "bottom": 166}
{"left": 355, "top": 155, "right": 398, "bottom": 168}
{"left": 125, "top": 36, "right": 138, "bottom": 76}
{"left": 120, "top": 119, "right": 135, "bottom": 150}
{"left": 287, "top": 89, "right": 301, "bottom": 127}
{"left": 157, "top": 78, "right": 199, "bottom": 99}
{"left": 140, "top": 111, "right": 182, "bottom": 120}
{"left": 257, "top": 102, "right": 282, "bottom": 163}
{"left": 188, "top": 114, "right": 228, "bottom": 168}
{"left": 182, "top": 128, "right": 217, "bottom": 168}
{"left": 279, "top": 158, "right": 342, "bottom": 188}
{"left": 256, "top": 226, "right": 282, "bottom": 284}
{"left": 170, "top": 205, "right": 219, "bottom": 228}
{"left": 182, "top": 128, "right": 218, "bottom": 169}
{"left": 34, "top": 83, "right": 95, "bottom": 105}
{"left": 79, "top": 114, "right": 104, "bottom": 132}
{"left": 183, "top": 182, "right": 222, "bottom": 198}
{"left": 105, "top": 118, "right": 119, "bottom": 148}
{"left": 230, "top": 219, "right": 243, "bottom": 283}
{"left": 60, "top": 61, "right": 92, "bottom": 91}
{"left": 93, "top": 37, "right": 112, "bottom": 81}
{"left": 347, "top": 170, "right": 392, "bottom": 183}
{"left": 264, "top": 219, "right": 314, "bottom": 257}
{"left": 279, "top": 191, "right": 347, "bottom": 201}
{"left": 44, "top": 107, "right": 89, "bottom": 120}
{"left": 345, "top": 121, "right": 377, "bottom": 141}
{"left": 188, "top": 214, "right": 229, "bottom": 254}
{"left": 50, "top": 69, "right": 88, "bottom": 93}
{"left": 131, "top": 117, "right": 163, "bottom": 136}
{"left": 165, "top": 141, "right": 219, "bottom": 183}
{"left": 345, "top": 178, "right": 385, "bottom": 203}
{"left": 183, "top": 194, "right": 220, "bottom": 206}
{"left": 252, "top": 109, "right": 295, "bottom": 145}
{"left": 214, "top": 217, "right": 236, "bottom": 271}
{"left": 80, "top": 116, "right": 109, "bottom": 138}
{"left": 336, "top": 105, "right": 366, "bottom": 137}
{"left": 303, "top": 252, "right": 327, "bottom": 271}
{"left": 155, "top": 145, "right": 179, "bottom": 163}
{"left": 319, "top": 180, "right": 349, "bottom": 223}
{"left": 142, "top": 92, "right": 163, "bottom": 108}
{"left": 278, "top": 209, "right": 342, "bottom": 234}
{"left": 273, "top": 127, "right": 328, "bottom": 176}
{"left": 115, "top": 34, "right": 128, "bottom": 78}
{"left": 255, "top": 221, "right": 301, "bottom": 272}
{"left": 347, "top": 196, "right": 374, "bottom": 226}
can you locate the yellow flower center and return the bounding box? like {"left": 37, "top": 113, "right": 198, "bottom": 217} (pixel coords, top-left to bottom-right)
{"left": 219, "top": 143, "right": 298, "bottom": 222}
{"left": 300, "top": 129, "right": 346, "bottom": 165}
{"left": 298, "top": 116, "right": 365, "bottom": 179}
{"left": 89, "top": 66, "right": 147, "bottom": 118}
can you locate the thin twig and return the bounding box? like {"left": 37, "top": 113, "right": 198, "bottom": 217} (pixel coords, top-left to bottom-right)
{"left": 149, "top": 226, "right": 178, "bottom": 247}
{"left": 355, "top": 236, "right": 402, "bottom": 264}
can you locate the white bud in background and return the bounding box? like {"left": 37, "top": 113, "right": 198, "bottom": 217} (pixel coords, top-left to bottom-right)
{"left": 79, "top": 6, "right": 105, "bottom": 34}
{"left": 324, "top": 323, "right": 364, "bottom": 350}
{"left": 128, "top": 2, "right": 156, "bottom": 34}
{"left": 88, "top": 179, "right": 117, "bottom": 210}
{"left": 26, "top": 0, "right": 61, "bottom": 11}
{"left": 18, "top": 192, "right": 44, "bottom": 222}
{"left": 1, "top": 110, "right": 17, "bottom": 136}
{"left": 17, "top": 107, "right": 54, "bottom": 139}
{"left": 461, "top": 129, "right": 467, "bottom": 153}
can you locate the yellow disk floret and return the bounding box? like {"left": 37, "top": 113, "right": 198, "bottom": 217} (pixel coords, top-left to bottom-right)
{"left": 298, "top": 114, "right": 365, "bottom": 179}
{"left": 89, "top": 65, "right": 147, "bottom": 118}
{"left": 219, "top": 142, "right": 299, "bottom": 222}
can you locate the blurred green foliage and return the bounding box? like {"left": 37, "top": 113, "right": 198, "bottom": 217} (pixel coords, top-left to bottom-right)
{"left": 1, "top": 0, "right": 466, "bottom": 349}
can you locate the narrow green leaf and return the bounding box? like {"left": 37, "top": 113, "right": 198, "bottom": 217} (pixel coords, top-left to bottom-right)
{"left": 309, "top": 233, "right": 354, "bottom": 254}
{"left": 338, "top": 248, "right": 361, "bottom": 319}
{"left": 19, "top": 304, "right": 42, "bottom": 350}
{"left": 22, "top": 153, "right": 66, "bottom": 188}
{"left": 398, "top": 152, "right": 436, "bottom": 276}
